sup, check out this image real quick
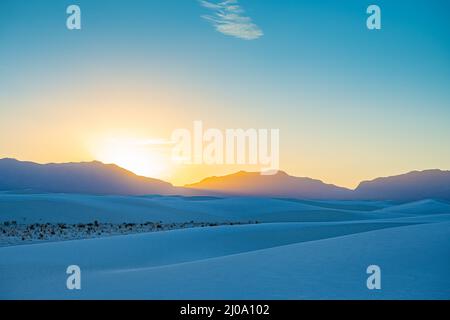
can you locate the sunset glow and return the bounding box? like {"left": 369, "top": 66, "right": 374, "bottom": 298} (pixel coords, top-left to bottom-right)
{"left": 1, "top": 0, "right": 449, "bottom": 189}
{"left": 92, "top": 137, "right": 170, "bottom": 179}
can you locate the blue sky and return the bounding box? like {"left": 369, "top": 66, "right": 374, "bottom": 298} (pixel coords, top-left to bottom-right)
{"left": 1, "top": 0, "right": 449, "bottom": 187}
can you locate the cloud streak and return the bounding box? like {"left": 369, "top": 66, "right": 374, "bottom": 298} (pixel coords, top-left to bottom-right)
{"left": 199, "top": 0, "right": 263, "bottom": 40}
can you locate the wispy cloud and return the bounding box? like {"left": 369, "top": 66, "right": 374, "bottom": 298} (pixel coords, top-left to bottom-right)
{"left": 199, "top": 0, "right": 263, "bottom": 40}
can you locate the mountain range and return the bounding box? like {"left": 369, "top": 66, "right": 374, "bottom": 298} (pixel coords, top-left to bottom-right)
{"left": 186, "top": 170, "right": 352, "bottom": 199}
{"left": 0, "top": 158, "right": 177, "bottom": 195}
{"left": 1, "top": 158, "right": 449, "bottom": 201}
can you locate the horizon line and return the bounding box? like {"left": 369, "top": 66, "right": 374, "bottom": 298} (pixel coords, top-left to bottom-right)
{"left": 1, "top": 157, "right": 449, "bottom": 191}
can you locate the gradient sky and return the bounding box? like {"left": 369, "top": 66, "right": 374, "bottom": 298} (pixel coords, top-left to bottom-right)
{"left": 1, "top": 0, "right": 450, "bottom": 188}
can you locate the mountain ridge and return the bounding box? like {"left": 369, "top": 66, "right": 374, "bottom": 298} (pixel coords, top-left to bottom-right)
{"left": 0, "top": 158, "right": 177, "bottom": 195}
{"left": 185, "top": 169, "right": 352, "bottom": 200}
{"left": 1, "top": 158, "right": 449, "bottom": 200}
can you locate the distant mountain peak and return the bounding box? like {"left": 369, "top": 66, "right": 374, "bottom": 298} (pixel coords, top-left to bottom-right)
{"left": 185, "top": 170, "right": 351, "bottom": 199}
{"left": 355, "top": 169, "right": 450, "bottom": 201}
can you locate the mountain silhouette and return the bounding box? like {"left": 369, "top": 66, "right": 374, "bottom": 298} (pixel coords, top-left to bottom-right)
{"left": 354, "top": 169, "right": 450, "bottom": 201}
{"left": 0, "top": 158, "right": 177, "bottom": 195}
{"left": 185, "top": 170, "right": 352, "bottom": 199}
{"left": 1, "top": 158, "right": 449, "bottom": 200}
{"left": 186, "top": 169, "right": 450, "bottom": 201}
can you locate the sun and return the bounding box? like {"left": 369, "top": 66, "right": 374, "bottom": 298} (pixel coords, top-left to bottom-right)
{"left": 92, "top": 137, "right": 169, "bottom": 179}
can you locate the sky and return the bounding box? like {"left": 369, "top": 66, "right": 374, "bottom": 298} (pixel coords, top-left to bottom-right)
{"left": 1, "top": 0, "right": 450, "bottom": 188}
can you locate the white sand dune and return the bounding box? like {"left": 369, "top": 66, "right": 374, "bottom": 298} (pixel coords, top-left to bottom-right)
{"left": 0, "top": 195, "right": 449, "bottom": 299}
{"left": 372, "top": 199, "right": 450, "bottom": 215}
{"left": 0, "top": 194, "right": 411, "bottom": 224}
{"left": 0, "top": 194, "right": 223, "bottom": 223}
{"left": 1, "top": 219, "right": 449, "bottom": 299}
